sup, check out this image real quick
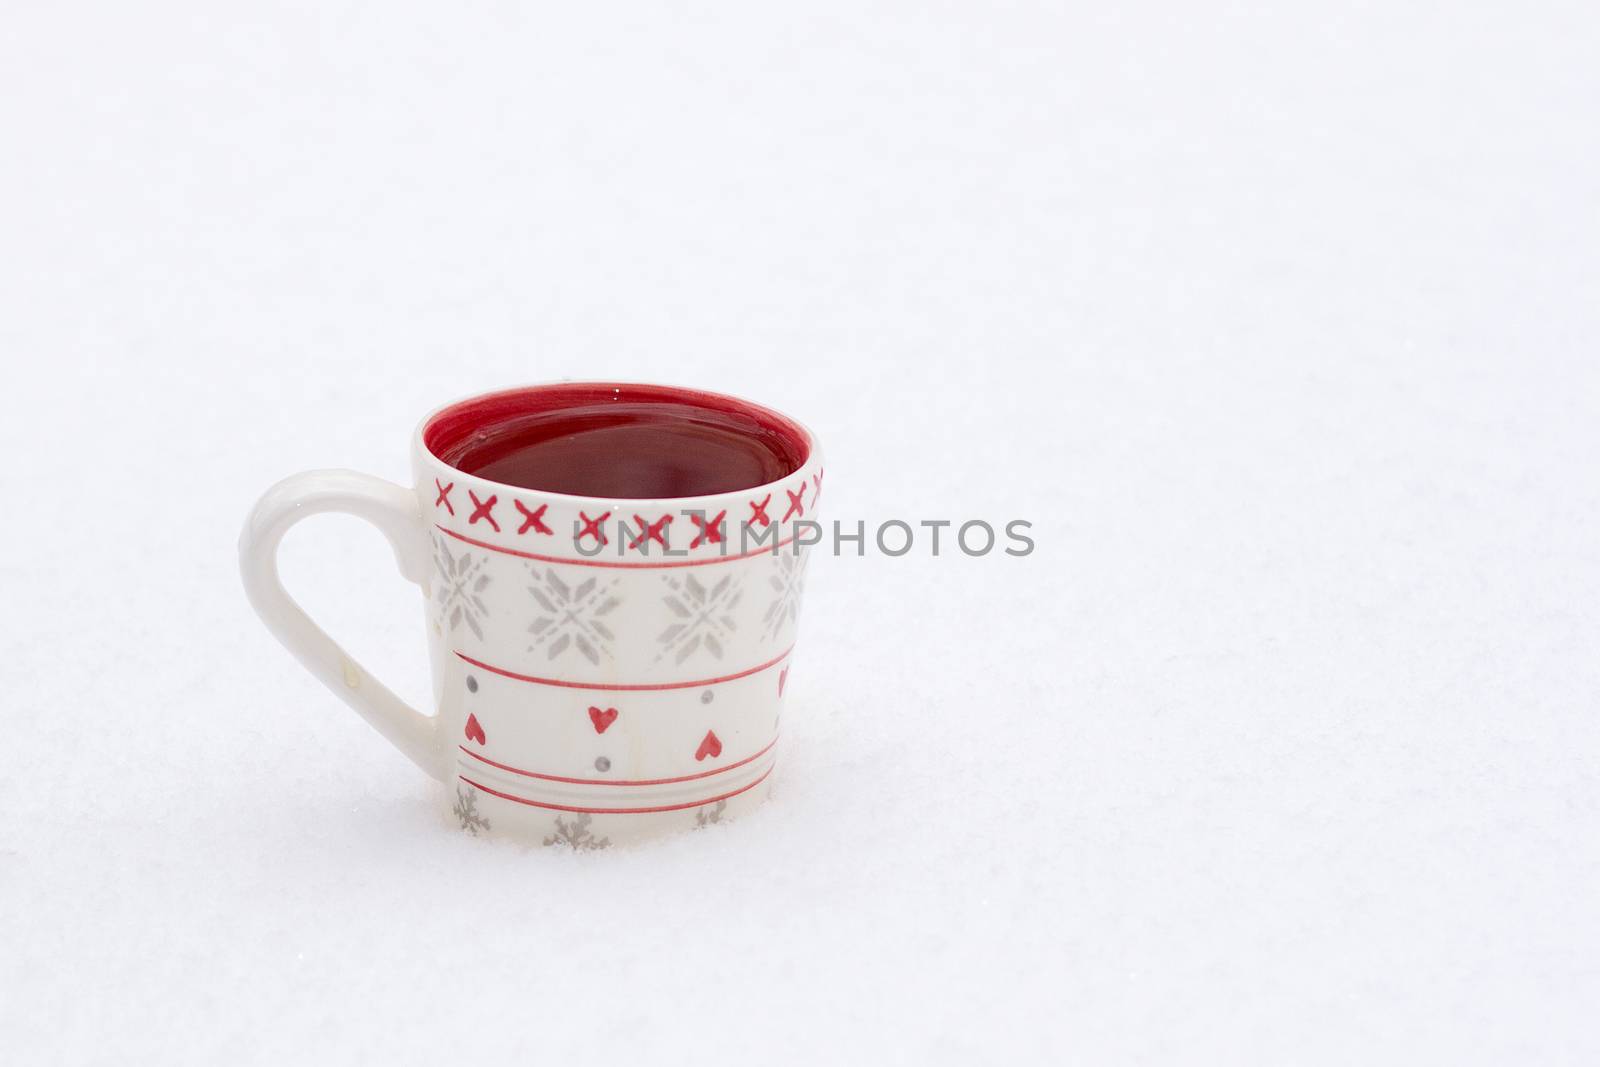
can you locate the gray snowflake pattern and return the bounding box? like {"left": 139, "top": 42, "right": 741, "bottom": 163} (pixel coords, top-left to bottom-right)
{"left": 433, "top": 536, "right": 491, "bottom": 640}
{"left": 657, "top": 572, "right": 743, "bottom": 663}
{"left": 543, "top": 812, "right": 611, "bottom": 851}
{"left": 527, "top": 567, "right": 622, "bottom": 665}
{"left": 694, "top": 799, "right": 728, "bottom": 828}
{"left": 761, "top": 549, "right": 807, "bottom": 639}
{"left": 453, "top": 784, "right": 491, "bottom": 836}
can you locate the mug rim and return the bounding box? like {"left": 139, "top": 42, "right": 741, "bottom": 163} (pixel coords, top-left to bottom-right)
{"left": 412, "top": 380, "right": 819, "bottom": 507}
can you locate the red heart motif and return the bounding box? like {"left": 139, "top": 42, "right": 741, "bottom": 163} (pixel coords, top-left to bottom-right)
{"left": 588, "top": 706, "right": 619, "bottom": 734}
{"left": 779, "top": 666, "right": 789, "bottom": 696}
{"left": 695, "top": 729, "right": 723, "bottom": 762}
{"left": 464, "top": 713, "right": 487, "bottom": 745}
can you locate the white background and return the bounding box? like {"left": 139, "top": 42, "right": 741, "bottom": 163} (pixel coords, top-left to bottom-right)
{"left": 2, "top": 3, "right": 1596, "bottom": 1063}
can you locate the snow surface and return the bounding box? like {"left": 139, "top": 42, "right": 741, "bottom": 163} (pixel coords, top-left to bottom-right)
{"left": 2, "top": 3, "right": 1597, "bottom": 1063}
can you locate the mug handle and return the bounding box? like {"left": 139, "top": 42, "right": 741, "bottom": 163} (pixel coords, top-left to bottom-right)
{"left": 239, "top": 470, "right": 442, "bottom": 780}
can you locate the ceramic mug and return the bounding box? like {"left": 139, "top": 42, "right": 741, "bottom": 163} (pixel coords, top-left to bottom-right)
{"left": 240, "top": 383, "right": 822, "bottom": 847}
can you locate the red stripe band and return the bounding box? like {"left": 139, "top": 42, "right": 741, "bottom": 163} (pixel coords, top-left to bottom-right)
{"left": 459, "top": 737, "right": 779, "bottom": 786}
{"left": 436, "top": 524, "right": 797, "bottom": 568}
{"left": 454, "top": 646, "right": 792, "bottom": 692}
{"left": 458, "top": 765, "right": 774, "bottom": 815}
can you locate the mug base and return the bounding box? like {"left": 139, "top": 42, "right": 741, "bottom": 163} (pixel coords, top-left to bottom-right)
{"left": 445, "top": 772, "right": 776, "bottom": 848}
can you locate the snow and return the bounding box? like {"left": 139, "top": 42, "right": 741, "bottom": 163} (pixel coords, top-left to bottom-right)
{"left": 2, "top": 3, "right": 1597, "bottom": 1063}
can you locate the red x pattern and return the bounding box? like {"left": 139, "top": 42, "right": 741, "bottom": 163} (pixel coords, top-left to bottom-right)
{"left": 628, "top": 514, "right": 672, "bottom": 551}
{"left": 467, "top": 491, "right": 499, "bottom": 531}
{"left": 782, "top": 484, "right": 807, "bottom": 521}
{"left": 577, "top": 510, "right": 610, "bottom": 545}
{"left": 689, "top": 510, "right": 726, "bottom": 549}
{"left": 515, "top": 500, "right": 552, "bottom": 536}
{"left": 433, "top": 473, "right": 823, "bottom": 554}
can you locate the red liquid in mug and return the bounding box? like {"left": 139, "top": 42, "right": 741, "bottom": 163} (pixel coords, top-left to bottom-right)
{"left": 424, "top": 384, "right": 808, "bottom": 499}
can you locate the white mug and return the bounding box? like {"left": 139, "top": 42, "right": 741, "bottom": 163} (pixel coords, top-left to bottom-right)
{"left": 240, "top": 383, "right": 822, "bottom": 847}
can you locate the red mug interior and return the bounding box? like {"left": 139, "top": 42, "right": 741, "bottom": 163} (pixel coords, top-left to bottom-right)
{"left": 423, "top": 383, "right": 810, "bottom": 499}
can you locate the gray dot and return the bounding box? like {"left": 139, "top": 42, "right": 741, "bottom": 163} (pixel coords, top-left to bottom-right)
{"left": 700, "top": 689, "right": 714, "bottom": 704}
{"left": 466, "top": 675, "right": 479, "bottom": 693}
{"left": 594, "top": 756, "right": 611, "bottom": 772}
